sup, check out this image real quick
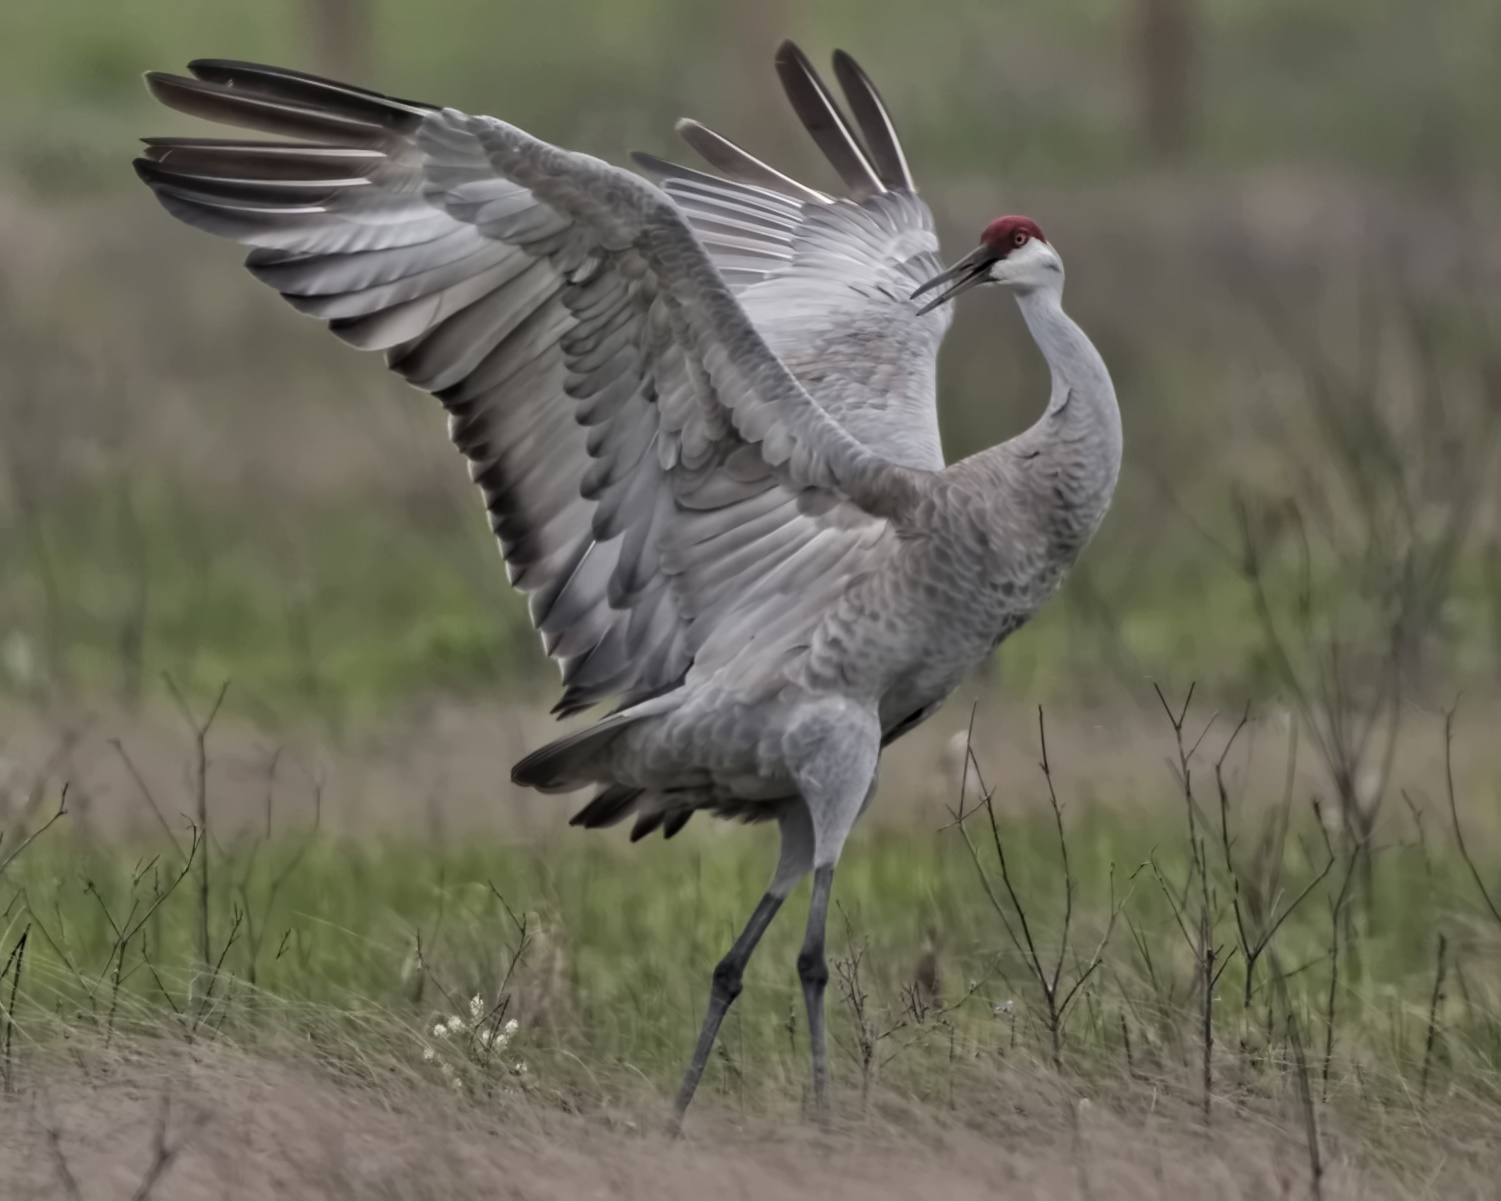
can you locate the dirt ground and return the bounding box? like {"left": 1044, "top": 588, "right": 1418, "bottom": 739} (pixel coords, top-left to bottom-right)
{"left": 3, "top": 694, "right": 1499, "bottom": 844}
{"left": 0, "top": 1041, "right": 1440, "bottom": 1201}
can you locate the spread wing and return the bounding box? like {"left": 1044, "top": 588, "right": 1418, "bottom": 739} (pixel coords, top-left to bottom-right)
{"left": 635, "top": 42, "right": 953, "bottom": 472}
{"left": 133, "top": 52, "right": 931, "bottom": 717}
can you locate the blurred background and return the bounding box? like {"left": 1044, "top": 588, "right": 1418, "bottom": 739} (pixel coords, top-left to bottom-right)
{"left": 2, "top": 12, "right": 1501, "bottom": 1181}
{"left": 1, "top": 0, "right": 1498, "bottom": 759}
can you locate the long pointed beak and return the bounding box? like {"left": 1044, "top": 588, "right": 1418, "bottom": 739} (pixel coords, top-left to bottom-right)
{"left": 911, "top": 245, "right": 995, "bottom": 315}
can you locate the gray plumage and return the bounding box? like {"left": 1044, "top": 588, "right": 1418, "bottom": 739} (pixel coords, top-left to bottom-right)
{"left": 133, "top": 41, "right": 1122, "bottom": 1125}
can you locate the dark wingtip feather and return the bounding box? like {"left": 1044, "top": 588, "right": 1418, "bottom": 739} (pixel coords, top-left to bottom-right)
{"left": 830, "top": 49, "right": 914, "bottom": 192}
{"left": 143, "top": 70, "right": 189, "bottom": 107}
{"left": 629, "top": 149, "right": 669, "bottom": 178}
{"left": 672, "top": 119, "right": 825, "bottom": 203}
{"left": 186, "top": 58, "right": 434, "bottom": 124}
{"left": 130, "top": 156, "right": 154, "bottom": 185}
{"left": 141, "top": 70, "right": 396, "bottom": 145}
{"left": 142, "top": 62, "right": 426, "bottom": 145}
{"left": 772, "top": 40, "right": 883, "bottom": 202}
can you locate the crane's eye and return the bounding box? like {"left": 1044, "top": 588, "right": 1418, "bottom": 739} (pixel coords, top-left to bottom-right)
{"left": 1012, "top": 230, "right": 1029, "bottom": 247}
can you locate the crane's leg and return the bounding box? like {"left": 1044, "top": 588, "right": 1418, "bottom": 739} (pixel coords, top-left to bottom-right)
{"left": 787, "top": 701, "right": 882, "bottom": 1123}
{"left": 669, "top": 804, "right": 813, "bottom": 1132}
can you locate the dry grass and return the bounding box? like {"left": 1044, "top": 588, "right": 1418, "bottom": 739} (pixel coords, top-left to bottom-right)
{"left": 1, "top": 693, "right": 1500, "bottom": 1199}
{"left": 4, "top": 694, "right": 1500, "bottom": 842}
{"left": 0, "top": 1039, "right": 1484, "bottom": 1201}
{"left": 3, "top": 31, "right": 1500, "bottom": 1195}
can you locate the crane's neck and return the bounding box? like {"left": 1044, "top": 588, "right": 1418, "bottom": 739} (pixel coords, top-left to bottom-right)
{"left": 1000, "top": 285, "right": 1122, "bottom": 557}
{"left": 1017, "top": 285, "right": 1118, "bottom": 439}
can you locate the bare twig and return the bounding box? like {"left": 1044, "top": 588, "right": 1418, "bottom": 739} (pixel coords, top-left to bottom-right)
{"left": 110, "top": 739, "right": 187, "bottom": 865}
{"left": 42, "top": 1115, "right": 84, "bottom": 1201}
{"left": 949, "top": 710, "right": 1129, "bottom": 1069}
{"left": 192, "top": 904, "right": 245, "bottom": 1032}
{"left": 1, "top": 925, "right": 28, "bottom": 1093}
{"left": 164, "top": 676, "right": 229, "bottom": 971}
{"left": 1419, "top": 932, "right": 1449, "bottom": 1101}
{"left": 1270, "top": 948, "right": 1324, "bottom": 1201}
{"left": 1441, "top": 709, "right": 1501, "bottom": 929}
{"left": 0, "top": 789, "right": 69, "bottom": 879}
{"left": 1155, "top": 684, "right": 1217, "bottom": 1125}
{"left": 130, "top": 1093, "right": 208, "bottom": 1201}
{"left": 1320, "top": 842, "right": 1359, "bottom": 1100}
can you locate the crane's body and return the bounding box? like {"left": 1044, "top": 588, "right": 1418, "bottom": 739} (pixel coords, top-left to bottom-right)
{"left": 570, "top": 401, "right": 1118, "bottom": 811}
{"left": 133, "top": 41, "right": 1121, "bottom": 1127}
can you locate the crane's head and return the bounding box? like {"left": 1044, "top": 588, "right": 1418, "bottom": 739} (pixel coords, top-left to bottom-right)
{"left": 911, "top": 216, "right": 1063, "bottom": 314}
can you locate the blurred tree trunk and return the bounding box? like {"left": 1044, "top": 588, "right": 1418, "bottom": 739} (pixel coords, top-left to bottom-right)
{"left": 309, "top": 0, "right": 372, "bottom": 81}
{"left": 732, "top": 0, "right": 793, "bottom": 158}
{"left": 1133, "top": 0, "right": 1197, "bottom": 157}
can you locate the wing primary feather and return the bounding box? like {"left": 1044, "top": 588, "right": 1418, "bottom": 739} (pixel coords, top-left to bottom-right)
{"left": 667, "top": 123, "right": 827, "bottom": 204}
{"left": 186, "top": 59, "right": 434, "bottom": 126}
{"left": 631, "top": 152, "right": 810, "bottom": 220}
{"left": 141, "top": 139, "right": 388, "bottom": 183}
{"left": 830, "top": 50, "right": 915, "bottom": 192}
{"left": 773, "top": 40, "right": 883, "bottom": 202}
{"left": 144, "top": 72, "right": 398, "bottom": 144}
{"left": 136, "top": 50, "right": 938, "bottom": 728}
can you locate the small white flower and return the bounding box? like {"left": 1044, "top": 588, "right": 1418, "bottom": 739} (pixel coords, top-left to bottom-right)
{"left": 504, "top": 1018, "right": 519, "bottom": 1035}
{"left": 440, "top": 1061, "right": 454, "bottom": 1077}
{"left": 469, "top": 995, "right": 484, "bottom": 1020}
{"left": 446, "top": 1015, "right": 463, "bottom": 1033}
{"left": 479, "top": 1029, "right": 492, "bottom": 1047}
{"left": 422, "top": 1047, "right": 436, "bottom": 1062}
{"left": 514, "top": 1061, "right": 528, "bottom": 1076}
{"left": 433, "top": 1023, "right": 448, "bottom": 1038}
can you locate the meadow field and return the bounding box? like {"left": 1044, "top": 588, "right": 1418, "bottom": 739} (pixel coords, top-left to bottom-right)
{"left": 3, "top": 0, "right": 1501, "bottom": 1196}
{"left": 0, "top": 697, "right": 1500, "bottom": 1197}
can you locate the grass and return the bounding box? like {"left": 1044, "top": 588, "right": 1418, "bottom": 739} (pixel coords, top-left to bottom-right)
{"left": 2, "top": 704, "right": 1499, "bottom": 1194}
{"left": 4, "top": 0, "right": 1501, "bottom": 192}
{"left": 7, "top": 480, "right": 1499, "bottom": 723}
{"left": 2, "top": 4, "right": 1499, "bottom": 1191}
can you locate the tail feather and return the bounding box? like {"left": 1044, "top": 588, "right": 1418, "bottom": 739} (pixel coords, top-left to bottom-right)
{"left": 626, "top": 805, "right": 694, "bottom": 841}
{"left": 511, "top": 717, "right": 629, "bottom": 793}
{"left": 569, "top": 783, "right": 643, "bottom": 829}
{"left": 573, "top": 792, "right": 698, "bottom": 841}
{"left": 629, "top": 810, "right": 664, "bottom": 841}
{"left": 511, "top": 695, "right": 675, "bottom": 793}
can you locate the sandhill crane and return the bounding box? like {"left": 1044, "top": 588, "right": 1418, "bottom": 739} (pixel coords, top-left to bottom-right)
{"left": 133, "top": 41, "right": 1122, "bottom": 1126}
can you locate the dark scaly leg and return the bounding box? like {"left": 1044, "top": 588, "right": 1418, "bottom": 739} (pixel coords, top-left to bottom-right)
{"left": 669, "top": 805, "right": 812, "bottom": 1131}
{"left": 784, "top": 700, "right": 882, "bottom": 1123}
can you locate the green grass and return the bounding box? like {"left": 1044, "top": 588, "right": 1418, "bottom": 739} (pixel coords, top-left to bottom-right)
{"left": 7, "top": 476, "right": 1497, "bottom": 721}
{"left": 3, "top": 783, "right": 1498, "bottom": 1121}
{"left": 2, "top": 484, "right": 543, "bottom": 722}
{"left": 4, "top": 0, "right": 1501, "bottom": 194}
